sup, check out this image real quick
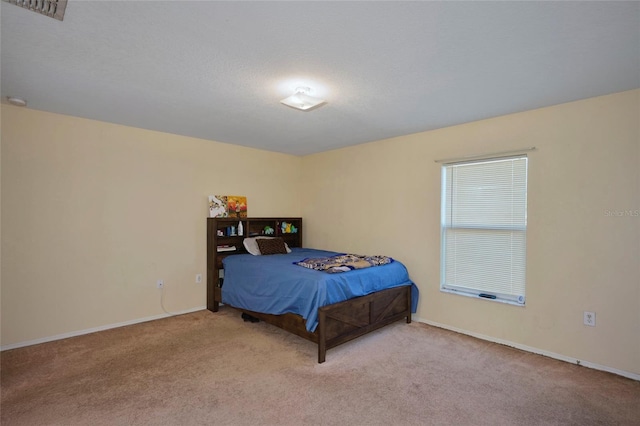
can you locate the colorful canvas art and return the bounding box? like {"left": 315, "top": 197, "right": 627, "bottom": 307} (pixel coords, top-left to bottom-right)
{"left": 208, "top": 195, "right": 247, "bottom": 218}
{"left": 226, "top": 195, "right": 247, "bottom": 218}
{"left": 209, "top": 195, "right": 228, "bottom": 218}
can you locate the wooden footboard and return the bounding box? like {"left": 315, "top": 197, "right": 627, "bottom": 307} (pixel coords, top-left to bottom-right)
{"left": 317, "top": 285, "right": 412, "bottom": 363}
{"left": 221, "top": 285, "right": 412, "bottom": 363}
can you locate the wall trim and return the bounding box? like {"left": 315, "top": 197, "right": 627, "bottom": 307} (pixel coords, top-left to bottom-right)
{"left": 1, "top": 306, "right": 207, "bottom": 351}
{"left": 414, "top": 316, "right": 639, "bottom": 382}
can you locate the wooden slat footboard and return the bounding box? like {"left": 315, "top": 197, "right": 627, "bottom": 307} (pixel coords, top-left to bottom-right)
{"left": 317, "top": 285, "right": 412, "bottom": 363}
{"left": 218, "top": 285, "right": 412, "bottom": 363}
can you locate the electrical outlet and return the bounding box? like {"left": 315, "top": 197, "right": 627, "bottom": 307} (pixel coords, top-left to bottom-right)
{"left": 156, "top": 279, "right": 164, "bottom": 289}
{"left": 195, "top": 274, "right": 202, "bottom": 284}
{"left": 583, "top": 311, "right": 596, "bottom": 327}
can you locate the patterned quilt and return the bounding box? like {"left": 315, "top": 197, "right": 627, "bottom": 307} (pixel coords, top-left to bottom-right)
{"left": 294, "top": 253, "right": 393, "bottom": 274}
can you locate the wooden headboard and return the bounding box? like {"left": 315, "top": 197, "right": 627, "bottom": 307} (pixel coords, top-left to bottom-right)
{"left": 206, "top": 217, "right": 302, "bottom": 311}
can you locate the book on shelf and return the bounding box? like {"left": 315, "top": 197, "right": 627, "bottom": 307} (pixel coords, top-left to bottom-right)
{"left": 216, "top": 245, "right": 237, "bottom": 252}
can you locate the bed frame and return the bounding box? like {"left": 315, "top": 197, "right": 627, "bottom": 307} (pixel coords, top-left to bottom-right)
{"left": 207, "top": 217, "right": 412, "bottom": 363}
{"left": 210, "top": 284, "right": 411, "bottom": 363}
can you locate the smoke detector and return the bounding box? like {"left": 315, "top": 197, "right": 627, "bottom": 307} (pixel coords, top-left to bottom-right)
{"left": 3, "top": 0, "right": 67, "bottom": 21}
{"left": 7, "top": 97, "right": 28, "bottom": 107}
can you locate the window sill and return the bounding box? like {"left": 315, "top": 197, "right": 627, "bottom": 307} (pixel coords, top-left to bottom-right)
{"left": 440, "top": 288, "right": 525, "bottom": 307}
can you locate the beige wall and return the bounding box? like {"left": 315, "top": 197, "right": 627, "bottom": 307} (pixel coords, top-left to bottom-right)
{"left": 2, "top": 91, "right": 638, "bottom": 376}
{"left": 1, "top": 106, "right": 302, "bottom": 345}
{"left": 301, "top": 90, "right": 640, "bottom": 375}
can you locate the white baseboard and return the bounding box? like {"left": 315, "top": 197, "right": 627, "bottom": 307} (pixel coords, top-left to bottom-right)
{"left": 1, "top": 306, "right": 207, "bottom": 352}
{"left": 414, "top": 316, "right": 640, "bottom": 382}
{"left": 5, "top": 310, "right": 638, "bottom": 381}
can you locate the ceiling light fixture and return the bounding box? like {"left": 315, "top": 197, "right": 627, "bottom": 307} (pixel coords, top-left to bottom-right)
{"left": 7, "top": 97, "right": 27, "bottom": 107}
{"left": 280, "top": 87, "right": 326, "bottom": 112}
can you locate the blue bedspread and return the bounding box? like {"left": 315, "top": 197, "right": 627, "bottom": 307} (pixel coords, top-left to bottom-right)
{"left": 222, "top": 248, "right": 419, "bottom": 332}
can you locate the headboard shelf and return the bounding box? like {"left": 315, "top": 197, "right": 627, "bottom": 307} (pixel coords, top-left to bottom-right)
{"left": 206, "top": 217, "right": 302, "bottom": 311}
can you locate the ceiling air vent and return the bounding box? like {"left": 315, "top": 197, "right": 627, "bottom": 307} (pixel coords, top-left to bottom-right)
{"left": 4, "top": 0, "right": 67, "bottom": 21}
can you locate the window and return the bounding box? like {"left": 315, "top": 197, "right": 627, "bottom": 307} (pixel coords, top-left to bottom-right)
{"left": 440, "top": 155, "right": 528, "bottom": 305}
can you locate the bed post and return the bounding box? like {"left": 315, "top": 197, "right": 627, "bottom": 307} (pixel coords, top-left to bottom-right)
{"left": 318, "top": 309, "right": 327, "bottom": 363}
{"left": 406, "top": 285, "right": 412, "bottom": 324}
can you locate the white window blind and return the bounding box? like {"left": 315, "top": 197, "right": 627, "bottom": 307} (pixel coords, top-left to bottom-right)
{"left": 441, "top": 155, "right": 528, "bottom": 305}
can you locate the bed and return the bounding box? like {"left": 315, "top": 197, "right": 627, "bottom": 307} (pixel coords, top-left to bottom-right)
{"left": 212, "top": 248, "right": 418, "bottom": 363}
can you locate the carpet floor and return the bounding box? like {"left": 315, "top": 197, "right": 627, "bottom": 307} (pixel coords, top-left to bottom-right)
{"left": 2, "top": 308, "right": 639, "bottom": 425}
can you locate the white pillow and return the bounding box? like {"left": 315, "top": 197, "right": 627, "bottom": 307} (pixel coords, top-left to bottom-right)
{"left": 243, "top": 237, "right": 292, "bottom": 255}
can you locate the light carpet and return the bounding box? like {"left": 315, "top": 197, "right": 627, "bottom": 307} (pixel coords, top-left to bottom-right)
{"left": 2, "top": 308, "right": 639, "bottom": 425}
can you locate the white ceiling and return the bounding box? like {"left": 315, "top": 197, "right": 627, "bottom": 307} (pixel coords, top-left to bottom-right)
{"left": 2, "top": 1, "right": 639, "bottom": 156}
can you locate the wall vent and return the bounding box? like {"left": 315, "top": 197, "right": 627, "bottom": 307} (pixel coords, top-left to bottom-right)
{"left": 3, "top": 0, "right": 67, "bottom": 21}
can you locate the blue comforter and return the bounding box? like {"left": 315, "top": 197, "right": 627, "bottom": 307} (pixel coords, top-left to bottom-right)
{"left": 222, "top": 248, "right": 418, "bottom": 332}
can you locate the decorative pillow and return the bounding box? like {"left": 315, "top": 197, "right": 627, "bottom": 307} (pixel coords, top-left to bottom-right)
{"left": 256, "top": 237, "right": 288, "bottom": 255}
{"left": 243, "top": 237, "right": 292, "bottom": 255}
